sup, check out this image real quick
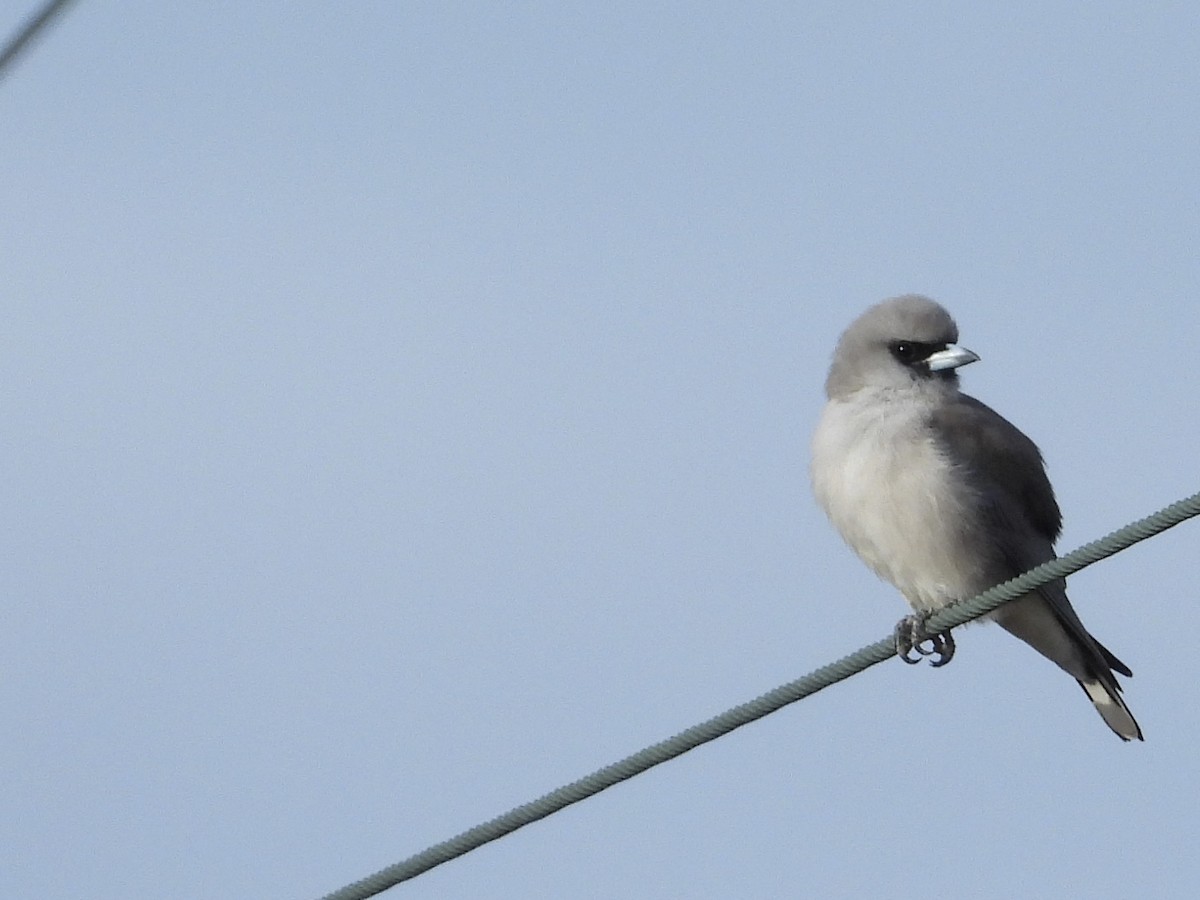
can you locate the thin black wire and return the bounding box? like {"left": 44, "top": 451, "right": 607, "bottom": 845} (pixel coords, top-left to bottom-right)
{"left": 0, "top": 0, "right": 79, "bottom": 80}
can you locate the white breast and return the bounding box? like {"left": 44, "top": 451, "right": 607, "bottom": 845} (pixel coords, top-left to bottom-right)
{"left": 810, "top": 391, "right": 982, "bottom": 612}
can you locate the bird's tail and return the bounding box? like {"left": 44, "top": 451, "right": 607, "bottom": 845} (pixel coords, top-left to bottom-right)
{"left": 1078, "top": 679, "right": 1143, "bottom": 742}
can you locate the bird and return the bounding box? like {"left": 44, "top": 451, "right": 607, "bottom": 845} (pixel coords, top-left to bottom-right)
{"left": 810, "top": 295, "right": 1142, "bottom": 741}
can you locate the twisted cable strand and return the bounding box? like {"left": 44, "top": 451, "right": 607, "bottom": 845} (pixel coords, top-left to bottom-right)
{"left": 316, "top": 490, "right": 1200, "bottom": 900}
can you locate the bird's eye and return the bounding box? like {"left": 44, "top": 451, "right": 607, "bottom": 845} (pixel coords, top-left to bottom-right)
{"left": 889, "top": 340, "right": 946, "bottom": 368}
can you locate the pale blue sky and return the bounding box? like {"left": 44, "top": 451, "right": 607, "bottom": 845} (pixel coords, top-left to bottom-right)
{"left": 3, "top": 4, "right": 1199, "bottom": 899}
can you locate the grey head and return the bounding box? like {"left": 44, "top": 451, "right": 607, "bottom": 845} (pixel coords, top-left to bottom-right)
{"left": 824, "top": 294, "right": 981, "bottom": 400}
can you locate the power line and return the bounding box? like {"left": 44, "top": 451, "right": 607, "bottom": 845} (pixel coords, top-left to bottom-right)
{"left": 0, "top": 0, "right": 79, "bottom": 81}
{"left": 315, "top": 489, "right": 1200, "bottom": 900}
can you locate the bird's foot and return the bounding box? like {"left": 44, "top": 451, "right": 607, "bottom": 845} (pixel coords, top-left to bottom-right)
{"left": 894, "top": 612, "right": 955, "bottom": 667}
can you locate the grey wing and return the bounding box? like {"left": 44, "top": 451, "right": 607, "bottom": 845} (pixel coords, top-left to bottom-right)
{"left": 928, "top": 393, "right": 1061, "bottom": 544}
{"left": 928, "top": 394, "right": 1132, "bottom": 679}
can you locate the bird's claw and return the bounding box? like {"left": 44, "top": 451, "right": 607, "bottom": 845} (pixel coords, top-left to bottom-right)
{"left": 894, "top": 613, "right": 955, "bottom": 667}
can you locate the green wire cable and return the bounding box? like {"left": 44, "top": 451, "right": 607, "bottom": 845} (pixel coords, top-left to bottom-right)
{"left": 315, "top": 490, "right": 1200, "bottom": 900}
